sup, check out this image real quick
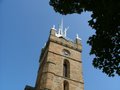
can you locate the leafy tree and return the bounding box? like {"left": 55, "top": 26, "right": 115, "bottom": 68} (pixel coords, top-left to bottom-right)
{"left": 49, "top": 0, "right": 120, "bottom": 76}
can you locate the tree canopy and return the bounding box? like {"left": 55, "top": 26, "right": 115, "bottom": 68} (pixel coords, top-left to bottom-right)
{"left": 49, "top": 0, "right": 120, "bottom": 77}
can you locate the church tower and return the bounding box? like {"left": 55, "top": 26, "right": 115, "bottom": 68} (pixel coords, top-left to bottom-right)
{"left": 24, "top": 21, "right": 84, "bottom": 90}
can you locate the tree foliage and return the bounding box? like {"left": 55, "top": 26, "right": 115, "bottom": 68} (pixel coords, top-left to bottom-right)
{"left": 49, "top": 0, "right": 120, "bottom": 76}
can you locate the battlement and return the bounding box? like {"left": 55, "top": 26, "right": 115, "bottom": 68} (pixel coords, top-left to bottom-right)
{"left": 50, "top": 28, "right": 82, "bottom": 52}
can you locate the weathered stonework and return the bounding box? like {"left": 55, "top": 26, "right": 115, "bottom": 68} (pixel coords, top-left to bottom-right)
{"left": 24, "top": 28, "right": 84, "bottom": 90}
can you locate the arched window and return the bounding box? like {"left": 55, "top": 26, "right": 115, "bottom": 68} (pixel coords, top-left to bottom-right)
{"left": 63, "top": 60, "right": 70, "bottom": 78}
{"left": 64, "top": 80, "right": 69, "bottom": 90}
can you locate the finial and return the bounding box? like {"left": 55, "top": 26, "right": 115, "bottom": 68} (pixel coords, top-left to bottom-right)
{"left": 64, "top": 27, "right": 69, "bottom": 37}
{"left": 58, "top": 19, "right": 64, "bottom": 35}
{"left": 61, "top": 18, "right": 63, "bottom": 31}
{"left": 76, "top": 34, "right": 82, "bottom": 41}
{"left": 52, "top": 25, "right": 56, "bottom": 30}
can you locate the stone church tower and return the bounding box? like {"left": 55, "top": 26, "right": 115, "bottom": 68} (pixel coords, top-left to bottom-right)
{"left": 24, "top": 22, "right": 84, "bottom": 90}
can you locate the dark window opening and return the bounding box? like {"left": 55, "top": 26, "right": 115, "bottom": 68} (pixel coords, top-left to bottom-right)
{"left": 64, "top": 81, "right": 69, "bottom": 90}
{"left": 63, "top": 60, "right": 70, "bottom": 78}
{"left": 64, "top": 63, "right": 67, "bottom": 77}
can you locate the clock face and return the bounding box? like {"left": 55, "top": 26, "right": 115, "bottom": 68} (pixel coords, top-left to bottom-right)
{"left": 64, "top": 51, "right": 69, "bottom": 55}
{"left": 63, "top": 49, "right": 70, "bottom": 56}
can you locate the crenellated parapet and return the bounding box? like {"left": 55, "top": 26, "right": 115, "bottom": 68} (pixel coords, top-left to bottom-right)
{"left": 49, "top": 26, "right": 82, "bottom": 52}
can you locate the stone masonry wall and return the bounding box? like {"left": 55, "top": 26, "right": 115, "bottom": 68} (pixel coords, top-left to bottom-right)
{"left": 34, "top": 29, "right": 84, "bottom": 90}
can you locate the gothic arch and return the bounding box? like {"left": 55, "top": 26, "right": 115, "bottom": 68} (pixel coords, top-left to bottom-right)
{"left": 63, "top": 59, "right": 70, "bottom": 78}
{"left": 63, "top": 80, "right": 69, "bottom": 90}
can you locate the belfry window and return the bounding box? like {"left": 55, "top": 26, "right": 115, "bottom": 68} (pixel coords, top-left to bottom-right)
{"left": 63, "top": 60, "right": 70, "bottom": 78}
{"left": 64, "top": 80, "right": 69, "bottom": 90}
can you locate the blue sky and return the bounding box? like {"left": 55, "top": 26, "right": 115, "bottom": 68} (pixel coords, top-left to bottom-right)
{"left": 0, "top": 0, "right": 120, "bottom": 90}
